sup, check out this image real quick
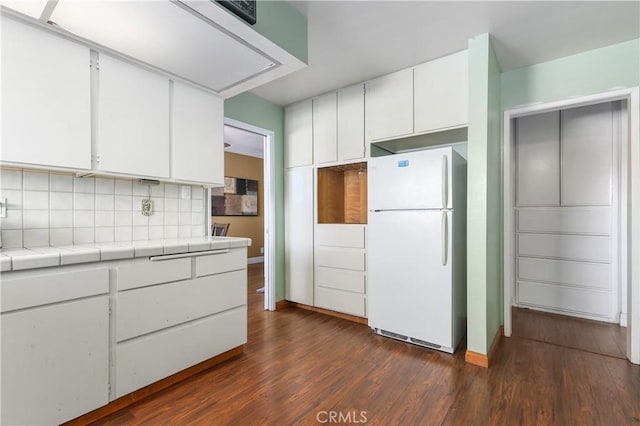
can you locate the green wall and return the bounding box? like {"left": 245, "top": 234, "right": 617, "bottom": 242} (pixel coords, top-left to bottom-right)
{"left": 501, "top": 38, "right": 639, "bottom": 110}
{"left": 224, "top": 92, "right": 286, "bottom": 300}
{"left": 466, "top": 33, "right": 502, "bottom": 355}
{"left": 223, "top": 0, "right": 308, "bottom": 63}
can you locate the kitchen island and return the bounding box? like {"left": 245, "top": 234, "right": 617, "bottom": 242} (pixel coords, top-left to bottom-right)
{"left": 1, "top": 237, "right": 250, "bottom": 425}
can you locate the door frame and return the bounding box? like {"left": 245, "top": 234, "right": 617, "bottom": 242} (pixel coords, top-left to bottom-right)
{"left": 503, "top": 87, "right": 640, "bottom": 364}
{"left": 223, "top": 117, "right": 277, "bottom": 311}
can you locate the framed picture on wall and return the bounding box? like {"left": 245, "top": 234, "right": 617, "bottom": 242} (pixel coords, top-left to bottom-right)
{"left": 211, "top": 177, "right": 258, "bottom": 216}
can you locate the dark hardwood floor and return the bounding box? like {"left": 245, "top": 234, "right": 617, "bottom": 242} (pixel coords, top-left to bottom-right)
{"left": 93, "top": 264, "right": 640, "bottom": 425}
{"left": 512, "top": 306, "right": 627, "bottom": 359}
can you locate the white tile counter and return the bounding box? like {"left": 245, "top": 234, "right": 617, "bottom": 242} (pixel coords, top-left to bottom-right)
{"left": 0, "top": 237, "right": 251, "bottom": 271}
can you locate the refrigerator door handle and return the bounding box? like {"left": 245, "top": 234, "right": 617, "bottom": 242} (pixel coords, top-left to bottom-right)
{"left": 441, "top": 211, "right": 448, "bottom": 266}
{"left": 442, "top": 154, "right": 448, "bottom": 209}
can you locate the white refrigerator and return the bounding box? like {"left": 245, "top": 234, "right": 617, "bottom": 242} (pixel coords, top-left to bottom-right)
{"left": 367, "top": 146, "right": 466, "bottom": 353}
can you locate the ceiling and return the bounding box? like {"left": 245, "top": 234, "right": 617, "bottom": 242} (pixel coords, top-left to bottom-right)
{"left": 224, "top": 125, "right": 265, "bottom": 159}
{"left": 251, "top": 1, "right": 640, "bottom": 106}
{"left": 1, "top": 0, "right": 305, "bottom": 97}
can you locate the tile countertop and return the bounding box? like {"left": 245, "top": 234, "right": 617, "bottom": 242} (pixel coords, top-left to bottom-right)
{"left": 0, "top": 237, "right": 252, "bottom": 272}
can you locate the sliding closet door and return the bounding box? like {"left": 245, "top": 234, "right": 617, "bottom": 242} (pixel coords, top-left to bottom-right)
{"left": 515, "top": 103, "right": 617, "bottom": 322}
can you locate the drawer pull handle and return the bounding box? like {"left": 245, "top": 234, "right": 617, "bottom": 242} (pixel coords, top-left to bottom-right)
{"left": 149, "top": 249, "right": 229, "bottom": 261}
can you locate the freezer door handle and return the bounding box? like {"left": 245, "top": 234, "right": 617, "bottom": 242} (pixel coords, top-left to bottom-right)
{"left": 442, "top": 154, "right": 448, "bottom": 209}
{"left": 441, "top": 211, "right": 448, "bottom": 266}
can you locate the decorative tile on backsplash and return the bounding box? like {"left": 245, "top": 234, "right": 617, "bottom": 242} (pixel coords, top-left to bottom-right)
{"left": 0, "top": 168, "right": 207, "bottom": 248}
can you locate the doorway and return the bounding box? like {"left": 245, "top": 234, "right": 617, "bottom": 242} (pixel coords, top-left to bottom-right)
{"left": 503, "top": 88, "right": 640, "bottom": 364}
{"left": 215, "top": 118, "right": 276, "bottom": 311}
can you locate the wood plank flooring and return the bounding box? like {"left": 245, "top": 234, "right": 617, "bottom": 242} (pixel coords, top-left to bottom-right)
{"left": 512, "top": 306, "right": 627, "bottom": 359}
{"left": 93, "top": 264, "right": 640, "bottom": 425}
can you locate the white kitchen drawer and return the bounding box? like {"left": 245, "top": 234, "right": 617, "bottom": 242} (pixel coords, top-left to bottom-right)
{"left": 517, "top": 280, "right": 610, "bottom": 319}
{"left": 117, "top": 270, "right": 246, "bottom": 342}
{"left": 117, "top": 257, "right": 191, "bottom": 291}
{"left": 517, "top": 208, "right": 610, "bottom": 235}
{"left": 518, "top": 257, "right": 610, "bottom": 290}
{"left": 517, "top": 233, "right": 610, "bottom": 263}
{"left": 315, "top": 224, "right": 366, "bottom": 248}
{"left": 115, "top": 306, "right": 247, "bottom": 398}
{"left": 196, "top": 248, "right": 246, "bottom": 277}
{"left": 315, "top": 247, "right": 366, "bottom": 271}
{"left": 315, "top": 267, "right": 366, "bottom": 294}
{"left": 1, "top": 267, "right": 108, "bottom": 313}
{"left": 314, "top": 286, "right": 366, "bottom": 318}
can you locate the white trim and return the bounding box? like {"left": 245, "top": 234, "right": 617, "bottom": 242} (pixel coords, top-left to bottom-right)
{"left": 503, "top": 87, "right": 639, "bottom": 364}
{"left": 248, "top": 256, "right": 264, "bottom": 264}
{"left": 621, "top": 312, "right": 628, "bottom": 328}
{"left": 224, "top": 117, "right": 277, "bottom": 312}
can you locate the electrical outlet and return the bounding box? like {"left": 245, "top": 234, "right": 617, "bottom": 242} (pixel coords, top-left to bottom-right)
{"left": 260, "top": 247, "right": 264, "bottom": 254}
{"left": 141, "top": 199, "right": 153, "bottom": 216}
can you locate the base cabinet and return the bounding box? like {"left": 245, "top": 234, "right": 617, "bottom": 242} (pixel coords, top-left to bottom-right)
{"left": 116, "top": 306, "right": 247, "bottom": 397}
{"left": 113, "top": 250, "right": 248, "bottom": 398}
{"left": 314, "top": 224, "right": 367, "bottom": 318}
{"left": 0, "top": 247, "right": 248, "bottom": 424}
{"left": 1, "top": 267, "right": 109, "bottom": 425}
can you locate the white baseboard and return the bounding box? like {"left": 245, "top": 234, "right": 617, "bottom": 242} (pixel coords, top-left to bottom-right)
{"left": 248, "top": 256, "right": 264, "bottom": 264}
{"left": 620, "top": 312, "right": 628, "bottom": 327}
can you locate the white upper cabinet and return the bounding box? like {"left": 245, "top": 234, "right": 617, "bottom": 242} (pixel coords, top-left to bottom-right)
{"left": 313, "top": 92, "right": 338, "bottom": 164}
{"left": 337, "top": 84, "right": 365, "bottom": 161}
{"left": 1, "top": 15, "right": 91, "bottom": 170}
{"left": 285, "top": 100, "right": 313, "bottom": 168}
{"left": 172, "top": 81, "right": 224, "bottom": 185}
{"left": 97, "top": 54, "right": 170, "bottom": 179}
{"left": 414, "top": 50, "right": 468, "bottom": 134}
{"left": 365, "top": 68, "right": 414, "bottom": 142}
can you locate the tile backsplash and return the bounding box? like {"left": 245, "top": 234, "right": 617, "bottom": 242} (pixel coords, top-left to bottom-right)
{"left": 0, "top": 168, "right": 207, "bottom": 248}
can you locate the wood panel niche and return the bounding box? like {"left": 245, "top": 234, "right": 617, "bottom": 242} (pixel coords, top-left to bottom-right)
{"left": 317, "top": 162, "right": 367, "bottom": 224}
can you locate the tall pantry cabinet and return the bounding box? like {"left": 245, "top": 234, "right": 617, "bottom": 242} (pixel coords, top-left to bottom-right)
{"left": 284, "top": 50, "right": 469, "bottom": 320}
{"left": 284, "top": 86, "right": 368, "bottom": 317}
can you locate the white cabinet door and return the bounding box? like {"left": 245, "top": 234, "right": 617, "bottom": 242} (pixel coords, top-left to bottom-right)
{"left": 313, "top": 92, "right": 338, "bottom": 164}
{"left": 285, "top": 167, "right": 314, "bottom": 305}
{"left": 1, "top": 297, "right": 109, "bottom": 425}
{"left": 414, "top": 50, "right": 468, "bottom": 133}
{"left": 365, "top": 68, "right": 413, "bottom": 142}
{"left": 516, "top": 111, "right": 560, "bottom": 207}
{"left": 285, "top": 100, "right": 313, "bottom": 168}
{"left": 97, "top": 54, "right": 170, "bottom": 178}
{"left": 1, "top": 15, "right": 91, "bottom": 170}
{"left": 337, "top": 84, "right": 365, "bottom": 161}
{"left": 173, "top": 81, "right": 224, "bottom": 185}
{"left": 561, "top": 102, "right": 613, "bottom": 206}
